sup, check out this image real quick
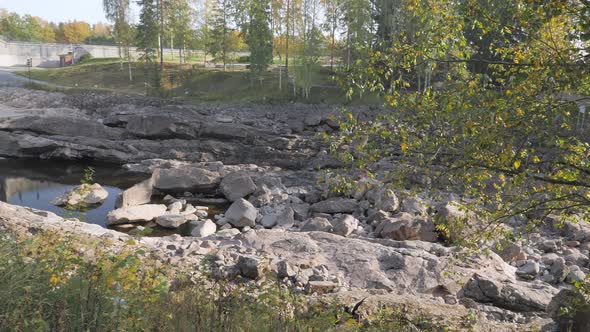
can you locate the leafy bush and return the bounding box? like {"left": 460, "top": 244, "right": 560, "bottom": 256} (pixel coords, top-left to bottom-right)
{"left": 77, "top": 53, "right": 93, "bottom": 64}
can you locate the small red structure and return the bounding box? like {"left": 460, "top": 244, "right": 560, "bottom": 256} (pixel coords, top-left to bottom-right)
{"left": 59, "top": 53, "right": 73, "bottom": 67}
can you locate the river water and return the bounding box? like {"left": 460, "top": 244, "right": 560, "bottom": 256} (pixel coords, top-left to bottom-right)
{"left": 0, "top": 158, "right": 145, "bottom": 228}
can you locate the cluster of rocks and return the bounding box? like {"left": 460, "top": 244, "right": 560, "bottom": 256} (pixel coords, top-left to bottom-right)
{"left": 500, "top": 219, "right": 590, "bottom": 287}
{"left": 107, "top": 160, "right": 442, "bottom": 243}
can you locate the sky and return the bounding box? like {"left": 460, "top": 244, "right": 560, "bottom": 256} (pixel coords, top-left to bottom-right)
{"left": 0, "top": 0, "right": 138, "bottom": 24}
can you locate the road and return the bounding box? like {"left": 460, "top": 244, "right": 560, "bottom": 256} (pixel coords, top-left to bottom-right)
{"left": 0, "top": 67, "right": 30, "bottom": 87}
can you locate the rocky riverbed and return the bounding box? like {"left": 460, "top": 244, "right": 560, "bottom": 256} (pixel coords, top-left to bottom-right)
{"left": 0, "top": 88, "right": 587, "bottom": 331}
{"left": 0, "top": 87, "right": 378, "bottom": 168}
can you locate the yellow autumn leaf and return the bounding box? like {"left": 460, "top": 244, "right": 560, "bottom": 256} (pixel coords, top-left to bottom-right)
{"left": 401, "top": 142, "right": 408, "bottom": 153}
{"left": 49, "top": 274, "right": 60, "bottom": 285}
{"left": 533, "top": 156, "right": 541, "bottom": 163}
{"left": 514, "top": 160, "right": 521, "bottom": 169}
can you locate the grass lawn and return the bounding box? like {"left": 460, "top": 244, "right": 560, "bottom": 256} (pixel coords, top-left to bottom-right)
{"left": 17, "top": 59, "right": 380, "bottom": 105}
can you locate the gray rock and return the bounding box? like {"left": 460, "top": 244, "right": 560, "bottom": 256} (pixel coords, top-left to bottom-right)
{"left": 52, "top": 183, "right": 109, "bottom": 208}
{"left": 167, "top": 201, "right": 183, "bottom": 214}
{"left": 540, "top": 240, "right": 559, "bottom": 253}
{"left": 497, "top": 243, "right": 527, "bottom": 263}
{"left": 115, "top": 179, "right": 153, "bottom": 208}
{"left": 277, "top": 260, "right": 297, "bottom": 278}
{"left": 376, "top": 213, "right": 438, "bottom": 242}
{"left": 260, "top": 207, "right": 295, "bottom": 229}
{"left": 291, "top": 203, "right": 311, "bottom": 221}
{"left": 301, "top": 217, "right": 333, "bottom": 232}
{"left": 237, "top": 255, "right": 265, "bottom": 279}
{"left": 311, "top": 197, "right": 358, "bottom": 214}
{"left": 566, "top": 269, "right": 586, "bottom": 283}
{"left": 183, "top": 204, "right": 197, "bottom": 215}
{"left": 153, "top": 167, "right": 221, "bottom": 194}
{"left": 330, "top": 214, "right": 359, "bottom": 237}
{"left": 189, "top": 219, "right": 217, "bottom": 237}
{"left": 225, "top": 199, "right": 257, "bottom": 228}
{"left": 220, "top": 172, "right": 257, "bottom": 202}
{"left": 107, "top": 204, "right": 167, "bottom": 225}
{"left": 156, "top": 213, "right": 197, "bottom": 228}
{"left": 563, "top": 248, "right": 588, "bottom": 267}
{"left": 516, "top": 261, "right": 540, "bottom": 280}
{"left": 400, "top": 197, "right": 427, "bottom": 216}
{"left": 126, "top": 114, "right": 196, "bottom": 139}
{"left": 462, "top": 273, "right": 557, "bottom": 312}
{"left": 374, "top": 188, "right": 400, "bottom": 213}
{"left": 549, "top": 258, "right": 569, "bottom": 284}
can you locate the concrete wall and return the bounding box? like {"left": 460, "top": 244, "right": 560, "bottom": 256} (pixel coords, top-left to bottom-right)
{"left": 0, "top": 39, "right": 146, "bottom": 68}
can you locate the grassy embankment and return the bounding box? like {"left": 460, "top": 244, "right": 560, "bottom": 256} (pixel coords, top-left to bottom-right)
{"left": 18, "top": 58, "right": 379, "bottom": 105}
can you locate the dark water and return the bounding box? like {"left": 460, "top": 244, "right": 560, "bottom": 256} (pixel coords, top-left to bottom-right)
{"left": 0, "top": 159, "right": 146, "bottom": 228}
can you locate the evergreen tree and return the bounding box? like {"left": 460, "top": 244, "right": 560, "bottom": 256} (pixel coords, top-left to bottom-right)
{"left": 245, "top": 0, "right": 273, "bottom": 74}
{"left": 136, "top": 0, "right": 161, "bottom": 90}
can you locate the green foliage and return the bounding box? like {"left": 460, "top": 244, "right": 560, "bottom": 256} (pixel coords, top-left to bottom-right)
{"left": 332, "top": 0, "right": 590, "bottom": 247}
{"left": 80, "top": 166, "right": 95, "bottom": 185}
{"left": 136, "top": 0, "right": 159, "bottom": 63}
{"left": 0, "top": 11, "right": 56, "bottom": 42}
{"left": 556, "top": 280, "right": 590, "bottom": 332}
{"left": 78, "top": 53, "right": 94, "bottom": 64}
{"left": 136, "top": 0, "right": 161, "bottom": 90}
{"left": 244, "top": 0, "right": 274, "bottom": 74}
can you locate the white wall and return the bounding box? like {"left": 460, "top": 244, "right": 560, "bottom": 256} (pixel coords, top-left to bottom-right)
{"left": 0, "top": 39, "right": 146, "bottom": 68}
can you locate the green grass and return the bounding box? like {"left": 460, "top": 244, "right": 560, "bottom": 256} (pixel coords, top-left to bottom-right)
{"left": 17, "top": 61, "right": 381, "bottom": 105}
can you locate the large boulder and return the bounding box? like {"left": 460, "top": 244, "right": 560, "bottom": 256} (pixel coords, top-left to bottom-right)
{"left": 107, "top": 204, "right": 167, "bottom": 225}
{"left": 189, "top": 219, "right": 217, "bottom": 237}
{"left": 436, "top": 201, "right": 488, "bottom": 242}
{"left": 225, "top": 198, "right": 257, "bottom": 228}
{"left": 515, "top": 261, "right": 540, "bottom": 280}
{"left": 115, "top": 179, "right": 153, "bottom": 208}
{"left": 260, "top": 207, "right": 295, "bottom": 229}
{"left": 237, "top": 255, "right": 266, "bottom": 279}
{"left": 52, "top": 183, "right": 109, "bottom": 209}
{"left": 220, "top": 172, "right": 257, "bottom": 202}
{"left": 153, "top": 167, "right": 221, "bottom": 194}
{"left": 367, "top": 187, "right": 399, "bottom": 213}
{"left": 156, "top": 213, "right": 197, "bottom": 228}
{"left": 330, "top": 214, "right": 359, "bottom": 237}
{"left": 301, "top": 217, "right": 333, "bottom": 232}
{"left": 311, "top": 198, "right": 358, "bottom": 214}
{"left": 376, "top": 213, "right": 438, "bottom": 242}
{"left": 461, "top": 273, "right": 557, "bottom": 312}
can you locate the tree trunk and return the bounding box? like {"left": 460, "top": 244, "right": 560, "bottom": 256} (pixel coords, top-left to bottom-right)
{"left": 285, "top": 0, "right": 290, "bottom": 78}
{"left": 159, "top": 0, "right": 164, "bottom": 71}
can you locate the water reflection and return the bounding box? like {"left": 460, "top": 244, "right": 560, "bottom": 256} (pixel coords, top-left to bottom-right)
{"left": 0, "top": 159, "right": 144, "bottom": 227}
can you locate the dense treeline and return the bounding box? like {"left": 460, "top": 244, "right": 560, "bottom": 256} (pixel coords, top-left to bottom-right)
{"left": 0, "top": 9, "right": 115, "bottom": 44}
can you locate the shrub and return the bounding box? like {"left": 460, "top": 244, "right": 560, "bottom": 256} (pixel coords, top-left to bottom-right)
{"left": 77, "top": 53, "right": 93, "bottom": 64}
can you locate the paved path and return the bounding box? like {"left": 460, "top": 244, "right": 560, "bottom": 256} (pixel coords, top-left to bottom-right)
{"left": 0, "top": 67, "right": 30, "bottom": 87}
{"left": 0, "top": 66, "right": 67, "bottom": 89}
